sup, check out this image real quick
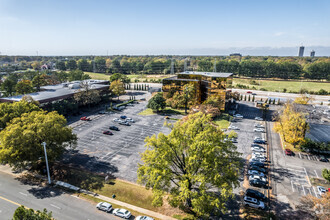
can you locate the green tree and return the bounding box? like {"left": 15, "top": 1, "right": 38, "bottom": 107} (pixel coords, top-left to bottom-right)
{"left": 32, "top": 74, "right": 47, "bottom": 91}
{"left": 15, "top": 80, "right": 34, "bottom": 95}
{"left": 77, "top": 59, "right": 91, "bottom": 72}
{"left": 0, "top": 110, "right": 77, "bottom": 169}
{"left": 13, "top": 206, "right": 53, "bottom": 220}
{"left": 95, "top": 57, "right": 106, "bottom": 73}
{"left": 56, "top": 61, "right": 66, "bottom": 71}
{"left": 138, "top": 112, "right": 241, "bottom": 217}
{"left": 67, "top": 70, "right": 91, "bottom": 81}
{"left": 109, "top": 73, "right": 130, "bottom": 84}
{"left": 110, "top": 80, "right": 125, "bottom": 100}
{"left": 66, "top": 60, "right": 77, "bottom": 70}
{"left": 147, "top": 93, "right": 166, "bottom": 112}
{"left": 0, "top": 100, "right": 41, "bottom": 129}
{"left": 1, "top": 78, "right": 16, "bottom": 96}
{"left": 182, "top": 84, "right": 196, "bottom": 113}
{"left": 322, "top": 168, "right": 330, "bottom": 183}
{"left": 73, "top": 82, "right": 102, "bottom": 108}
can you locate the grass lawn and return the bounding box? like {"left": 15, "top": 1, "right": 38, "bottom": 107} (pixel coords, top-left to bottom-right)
{"left": 233, "top": 78, "right": 330, "bottom": 93}
{"left": 85, "top": 72, "right": 175, "bottom": 83}
{"left": 84, "top": 72, "right": 110, "bottom": 80}
{"left": 138, "top": 107, "right": 186, "bottom": 116}
{"left": 213, "top": 113, "right": 232, "bottom": 129}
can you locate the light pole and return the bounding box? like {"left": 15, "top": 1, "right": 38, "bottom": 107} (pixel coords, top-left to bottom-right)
{"left": 41, "top": 142, "right": 51, "bottom": 184}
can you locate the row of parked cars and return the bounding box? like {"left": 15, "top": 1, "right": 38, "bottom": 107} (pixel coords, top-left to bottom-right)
{"left": 102, "top": 115, "right": 135, "bottom": 135}
{"left": 245, "top": 119, "right": 269, "bottom": 210}
{"left": 96, "top": 202, "right": 154, "bottom": 220}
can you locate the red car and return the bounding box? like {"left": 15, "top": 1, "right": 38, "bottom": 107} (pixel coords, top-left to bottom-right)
{"left": 80, "top": 116, "right": 91, "bottom": 121}
{"left": 247, "top": 91, "right": 252, "bottom": 94}
{"left": 285, "top": 149, "right": 294, "bottom": 156}
{"left": 103, "top": 131, "right": 113, "bottom": 135}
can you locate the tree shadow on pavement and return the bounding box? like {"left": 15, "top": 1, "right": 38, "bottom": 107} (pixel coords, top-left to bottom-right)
{"left": 27, "top": 186, "right": 64, "bottom": 199}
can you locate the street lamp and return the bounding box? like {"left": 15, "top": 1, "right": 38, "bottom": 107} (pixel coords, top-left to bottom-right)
{"left": 41, "top": 142, "right": 51, "bottom": 184}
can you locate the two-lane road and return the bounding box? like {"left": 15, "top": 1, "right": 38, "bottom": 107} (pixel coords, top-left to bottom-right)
{"left": 0, "top": 171, "right": 117, "bottom": 220}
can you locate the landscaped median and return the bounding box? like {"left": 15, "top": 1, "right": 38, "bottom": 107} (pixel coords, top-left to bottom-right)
{"left": 138, "top": 107, "right": 186, "bottom": 116}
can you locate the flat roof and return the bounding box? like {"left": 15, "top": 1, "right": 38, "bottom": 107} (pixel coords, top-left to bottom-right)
{"left": 179, "top": 71, "right": 233, "bottom": 78}
{"left": 0, "top": 79, "right": 109, "bottom": 104}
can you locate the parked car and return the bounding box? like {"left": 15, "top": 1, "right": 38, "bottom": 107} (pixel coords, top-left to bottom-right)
{"left": 247, "top": 91, "right": 252, "bottom": 94}
{"left": 113, "top": 118, "right": 122, "bottom": 122}
{"left": 254, "top": 139, "right": 266, "bottom": 144}
{"left": 125, "top": 118, "right": 135, "bottom": 123}
{"left": 254, "top": 123, "right": 264, "bottom": 128}
{"left": 119, "top": 121, "right": 130, "bottom": 126}
{"left": 319, "top": 156, "right": 329, "bottom": 162}
{"left": 126, "top": 103, "right": 134, "bottom": 106}
{"left": 103, "top": 131, "right": 113, "bottom": 135}
{"left": 249, "top": 161, "right": 266, "bottom": 168}
{"left": 228, "top": 125, "right": 239, "bottom": 130}
{"left": 252, "top": 152, "right": 266, "bottom": 158}
{"left": 252, "top": 93, "right": 257, "bottom": 96}
{"left": 135, "top": 216, "right": 155, "bottom": 220}
{"left": 96, "top": 202, "right": 112, "bottom": 213}
{"left": 254, "top": 128, "right": 265, "bottom": 133}
{"left": 248, "top": 170, "right": 265, "bottom": 177}
{"left": 249, "top": 174, "right": 267, "bottom": 183}
{"left": 255, "top": 117, "right": 263, "bottom": 121}
{"left": 245, "top": 189, "right": 266, "bottom": 201}
{"left": 98, "top": 111, "right": 107, "bottom": 114}
{"left": 243, "top": 196, "right": 265, "bottom": 209}
{"left": 112, "top": 208, "right": 131, "bottom": 219}
{"left": 109, "top": 126, "right": 119, "bottom": 131}
{"left": 80, "top": 116, "right": 91, "bottom": 121}
{"left": 317, "top": 186, "right": 327, "bottom": 195}
{"left": 250, "top": 157, "right": 267, "bottom": 163}
{"left": 234, "top": 114, "right": 243, "bottom": 118}
{"left": 285, "top": 149, "right": 294, "bottom": 156}
{"left": 249, "top": 165, "right": 267, "bottom": 174}
{"left": 249, "top": 179, "right": 267, "bottom": 188}
{"left": 252, "top": 147, "right": 266, "bottom": 153}
{"left": 120, "top": 115, "right": 127, "bottom": 119}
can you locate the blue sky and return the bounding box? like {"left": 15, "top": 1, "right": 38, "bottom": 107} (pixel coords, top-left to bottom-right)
{"left": 1, "top": 0, "right": 330, "bottom": 56}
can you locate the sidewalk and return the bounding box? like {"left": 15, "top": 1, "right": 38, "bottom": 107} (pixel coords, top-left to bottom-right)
{"left": 0, "top": 165, "right": 176, "bottom": 220}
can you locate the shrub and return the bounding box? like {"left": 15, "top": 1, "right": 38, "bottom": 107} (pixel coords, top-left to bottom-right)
{"left": 260, "top": 88, "right": 267, "bottom": 91}
{"left": 283, "top": 88, "right": 287, "bottom": 93}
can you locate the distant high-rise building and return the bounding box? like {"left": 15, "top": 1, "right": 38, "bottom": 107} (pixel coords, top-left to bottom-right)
{"left": 310, "top": 50, "right": 315, "bottom": 57}
{"left": 229, "top": 53, "right": 242, "bottom": 57}
{"left": 298, "top": 46, "right": 304, "bottom": 57}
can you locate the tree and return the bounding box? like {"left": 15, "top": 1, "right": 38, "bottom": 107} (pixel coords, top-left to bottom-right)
{"left": 15, "top": 80, "right": 34, "bottom": 95}
{"left": 138, "top": 112, "right": 241, "bottom": 217}
{"left": 182, "top": 84, "right": 196, "bottom": 113}
{"left": 77, "top": 59, "right": 91, "bottom": 71}
{"left": 95, "top": 57, "right": 106, "bottom": 73}
{"left": 73, "top": 82, "right": 101, "bottom": 108}
{"left": 0, "top": 100, "right": 41, "bottom": 129}
{"left": 322, "top": 169, "right": 330, "bottom": 183}
{"left": 109, "top": 73, "right": 130, "bottom": 84}
{"left": 56, "top": 61, "right": 66, "bottom": 71}
{"left": 32, "top": 74, "right": 47, "bottom": 91}
{"left": 110, "top": 80, "right": 125, "bottom": 100}
{"left": 203, "top": 95, "right": 225, "bottom": 110}
{"left": 147, "top": 93, "right": 166, "bottom": 112}
{"left": 0, "top": 110, "right": 77, "bottom": 169}
{"left": 294, "top": 94, "right": 314, "bottom": 105}
{"left": 1, "top": 78, "right": 16, "bottom": 96}
{"left": 13, "top": 206, "right": 53, "bottom": 220}
{"left": 297, "top": 194, "right": 330, "bottom": 220}
{"left": 66, "top": 59, "right": 77, "bottom": 70}
{"left": 67, "top": 70, "right": 91, "bottom": 81}
{"left": 31, "top": 61, "right": 41, "bottom": 70}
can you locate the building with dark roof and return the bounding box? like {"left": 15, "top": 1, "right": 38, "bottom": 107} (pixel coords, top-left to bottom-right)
{"left": 0, "top": 79, "right": 109, "bottom": 104}
{"left": 162, "top": 71, "right": 233, "bottom": 110}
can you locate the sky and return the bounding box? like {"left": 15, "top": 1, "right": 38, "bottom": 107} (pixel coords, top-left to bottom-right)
{"left": 0, "top": 0, "right": 330, "bottom": 56}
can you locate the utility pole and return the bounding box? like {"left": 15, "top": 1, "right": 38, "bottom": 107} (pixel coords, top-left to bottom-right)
{"left": 93, "top": 56, "right": 96, "bottom": 73}
{"left": 170, "top": 58, "right": 174, "bottom": 75}
{"left": 41, "top": 142, "right": 51, "bottom": 184}
{"left": 213, "top": 58, "right": 216, "bottom": 72}
{"left": 184, "top": 58, "right": 187, "bottom": 72}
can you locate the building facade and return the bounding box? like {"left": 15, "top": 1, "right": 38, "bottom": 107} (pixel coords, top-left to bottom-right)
{"left": 162, "top": 71, "right": 233, "bottom": 111}
{"left": 298, "top": 46, "right": 305, "bottom": 57}
{"left": 310, "top": 50, "right": 315, "bottom": 57}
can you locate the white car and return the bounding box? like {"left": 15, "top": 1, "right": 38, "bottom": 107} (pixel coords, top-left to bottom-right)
{"left": 135, "top": 216, "right": 155, "bottom": 220}
{"left": 125, "top": 118, "right": 135, "bottom": 123}
{"left": 254, "top": 128, "right": 265, "bottom": 133}
{"left": 249, "top": 157, "right": 266, "bottom": 163}
{"left": 252, "top": 152, "right": 266, "bottom": 157}
{"left": 317, "top": 186, "right": 327, "bottom": 195}
{"left": 252, "top": 155, "right": 267, "bottom": 162}
{"left": 113, "top": 208, "right": 131, "bottom": 219}
{"left": 243, "top": 196, "right": 265, "bottom": 209}
{"left": 255, "top": 117, "right": 263, "bottom": 121}
{"left": 251, "top": 147, "right": 266, "bottom": 153}
{"left": 113, "top": 118, "right": 122, "bottom": 122}
{"left": 248, "top": 170, "right": 265, "bottom": 177}
{"left": 228, "top": 125, "right": 239, "bottom": 130}
{"left": 249, "top": 174, "right": 267, "bottom": 182}
{"left": 234, "top": 114, "right": 243, "bottom": 118}
{"left": 96, "top": 202, "right": 112, "bottom": 213}
{"left": 254, "top": 123, "right": 265, "bottom": 128}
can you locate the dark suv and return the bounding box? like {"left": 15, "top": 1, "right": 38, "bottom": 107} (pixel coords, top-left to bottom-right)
{"left": 249, "top": 179, "right": 267, "bottom": 188}
{"left": 246, "top": 188, "right": 266, "bottom": 201}
{"left": 109, "top": 126, "right": 119, "bottom": 131}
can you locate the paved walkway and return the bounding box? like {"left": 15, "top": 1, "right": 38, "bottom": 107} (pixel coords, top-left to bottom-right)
{"left": 0, "top": 165, "right": 175, "bottom": 220}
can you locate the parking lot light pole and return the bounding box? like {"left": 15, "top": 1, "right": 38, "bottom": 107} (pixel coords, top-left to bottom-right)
{"left": 41, "top": 142, "right": 51, "bottom": 184}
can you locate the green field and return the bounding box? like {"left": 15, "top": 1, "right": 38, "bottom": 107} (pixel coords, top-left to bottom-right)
{"left": 233, "top": 78, "right": 330, "bottom": 93}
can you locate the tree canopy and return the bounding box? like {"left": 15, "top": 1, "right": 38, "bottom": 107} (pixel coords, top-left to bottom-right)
{"left": 322, "top": 168, "right": 330, "bottom": 183}
{"left": 138, "top": 112, "right": 241, "bottom": 217}
{"left": 109, "top": 73, "right": 130, "bottom": 84}
{"left": 0, "top": 110, "right": 77, "bottom": 169}
{"left": 147, "top": 92, "right": 166, "bottom": 112}
{"left": 13, "top": 206, "right": 53, "bottom": 220}
{"left": 110, "top": 80, "right": 125, "bottom": 99}
{"left": 74, "top": 82, "right": 101, "bottom": 107}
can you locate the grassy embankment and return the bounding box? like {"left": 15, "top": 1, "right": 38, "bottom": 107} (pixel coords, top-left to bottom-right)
{"left": 213, "top": 113, "right": 232, "bottom": 129}
{"left": 233, "top": 78, "right": 330, "bottom": 93}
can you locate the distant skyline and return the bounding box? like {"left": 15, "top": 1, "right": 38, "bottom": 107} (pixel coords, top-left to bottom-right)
{"left": 1, "top": 0, "right": 330, "bottom": 56}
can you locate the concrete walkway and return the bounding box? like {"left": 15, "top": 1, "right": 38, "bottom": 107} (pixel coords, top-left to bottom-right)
{"left": 0, "top": 165, "right": 175, "bottom": 220}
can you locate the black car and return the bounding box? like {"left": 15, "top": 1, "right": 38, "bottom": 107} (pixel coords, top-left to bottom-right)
{"left": 249, "top": 161, "right": 266, "bottom": 168}
{"left": 246, "top": 188, "right": 266, "bottom": 201}
{"left": 120, "top": 115, "right": 127, "bottom": 119}
{"left": 319, "top": 156, "right": 329, "bottom": 162}
{"left": 109, "top": 126, "right": 119, "bottom": 131}
{"left": 254, "top": 140, "right": 266, "bottom": 144}
{"left": 250, "top": 165, "right": 267, "bottom": 173}
{"left": 249, "top": 179, "right": 267, "bottom": 188}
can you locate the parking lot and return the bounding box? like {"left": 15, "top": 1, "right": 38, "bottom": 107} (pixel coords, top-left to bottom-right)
{"left": 65, "top": 92, "right": 175, "bottom": 182}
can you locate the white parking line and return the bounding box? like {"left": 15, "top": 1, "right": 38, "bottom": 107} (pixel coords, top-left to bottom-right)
{"left": 19, "top": 192, "right": 27, "bottom": 196}
{"left": 50, "top": 204, "right": 61, "bottom": 209}
{"left": 302, "top": 185, "right": 306, "bottom": 195}
{"left": 312, "top": 186, "right": 319, "bottom": 198}
{"left": 299, "top": 152, "right": 302, "bottom": 159}
{"left": 307, "top": 154, "right": 311, "bottom": 160}
{"left": 291, "top": 180, "right": 295, "bottom": 192}
{"left": 314, "top": 170, "right": 319, "bottom": 178}
{"left": 304, "top": 167, "right": 311, "bottom": 186}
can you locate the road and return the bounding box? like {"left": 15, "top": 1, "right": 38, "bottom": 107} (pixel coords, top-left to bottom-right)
{"left": 0, "top": 171, "right": 117, "bottom": 220}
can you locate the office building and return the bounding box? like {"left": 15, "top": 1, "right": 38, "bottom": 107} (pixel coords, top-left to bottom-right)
{"left": 298, "top": 46, "right": 305, "bottom": 57}
{"left": 162, "top": 71, "right": 233, "bottom": 111}
{"left": 310, "top": 50, "right": 315, "bottom": 57}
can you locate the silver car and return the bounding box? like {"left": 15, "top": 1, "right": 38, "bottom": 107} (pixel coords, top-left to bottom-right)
{"left": 113, "top": 208, "right": 131, "bottom": 219}
{"left": 243, "top": 196, "right": 265, "bottom": 209}
{"left": 96, "top": 202, "right": 112, "bottom": 213}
